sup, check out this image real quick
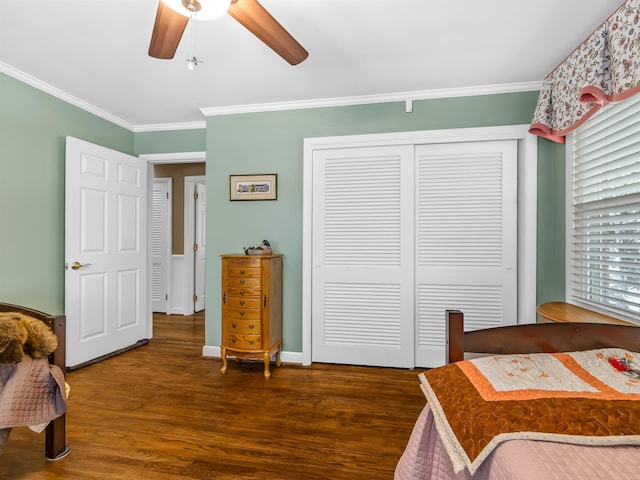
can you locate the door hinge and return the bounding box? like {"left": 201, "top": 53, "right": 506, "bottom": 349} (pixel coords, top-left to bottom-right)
{"left": 194, "top": 192, "right": 199, "bottom": 200}
{"left": 193, "top": 294, "right": 198, "bottom": 302}
{"left": 165, "top": 293, "right": 168, "bottom": 300}
{"left": 166, "top": 192, "right": 169, "bottom": 199}
{"left": 193, "top": 243, "right": 198, "bottom": 251}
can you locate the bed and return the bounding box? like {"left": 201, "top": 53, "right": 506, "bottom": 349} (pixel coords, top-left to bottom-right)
{"left": 0, "top": 302, "right": 69, "bottom": 460}
{"left": 395, "top": 309, "right": 640, "bottom": 479}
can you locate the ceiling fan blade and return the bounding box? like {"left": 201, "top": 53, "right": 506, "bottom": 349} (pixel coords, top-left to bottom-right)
{"left": 148, "top": 1, "right": 190, "bottom": 59}
{"left": 227, "top": 0, "right": 308, "bottom": 65}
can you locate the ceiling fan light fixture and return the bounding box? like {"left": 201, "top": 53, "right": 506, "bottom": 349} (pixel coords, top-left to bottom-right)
{"left": 161, "top": 0, "right": 231, "bottom": 20}
{"left": 187, "top": 56, "right": 203, "bottom": 70}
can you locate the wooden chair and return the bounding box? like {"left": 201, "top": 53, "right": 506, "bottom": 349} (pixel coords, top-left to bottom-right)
{"left": 0, "top": 302, "right": 69, "bottom": 460}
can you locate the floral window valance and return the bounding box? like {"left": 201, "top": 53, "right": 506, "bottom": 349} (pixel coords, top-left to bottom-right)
{"left": 529, "top": 0, "right": 640, "bottom": 143}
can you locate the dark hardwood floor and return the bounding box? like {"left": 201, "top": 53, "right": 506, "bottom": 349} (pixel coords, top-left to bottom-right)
{"left": 0, "top": 312, "right": 426, "bottom": 479}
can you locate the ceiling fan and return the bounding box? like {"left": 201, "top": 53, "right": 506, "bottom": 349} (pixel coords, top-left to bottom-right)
{"left": 148, "top": 0, "right": 308, "bottom": 65}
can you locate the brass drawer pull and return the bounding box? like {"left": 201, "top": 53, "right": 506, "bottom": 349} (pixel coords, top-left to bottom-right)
{"left": 240, "top": 300, "right": 245, "bottom": 306}
{"left": 240, "top": 290, "right": 245, "bottom": 295}
{"left": 231, "top": 323, "right": 237, "bottom": 328}
{"left": 240, "top": 311, "right": 245, "bottom": 316}
{"left": 249, "top": 324, "right": 255, "bottom": 330}
{"left": 231, "top": 338, "right": 236, "bottom": 343}
{"left": 240, "top": 279, "right": 245, "bottom": 285}
{"left": 240, "top": 270, "right": 245, "bottom": 275}
{"left": 248, "top": 340, "right": 255, "bottom": 345}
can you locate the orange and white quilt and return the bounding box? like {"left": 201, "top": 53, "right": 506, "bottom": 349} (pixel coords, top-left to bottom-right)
{"left": 420, "top": 348, "right": 640, "bottom": 474}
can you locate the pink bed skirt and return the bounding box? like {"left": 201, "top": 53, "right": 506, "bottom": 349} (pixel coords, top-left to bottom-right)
{"left": 395, "top": 405, "right": 640, "bottom": 480}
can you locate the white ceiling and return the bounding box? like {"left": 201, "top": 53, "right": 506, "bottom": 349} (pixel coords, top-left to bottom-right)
{"left": 0, "top": 0, "right": 624, "bottom": 130}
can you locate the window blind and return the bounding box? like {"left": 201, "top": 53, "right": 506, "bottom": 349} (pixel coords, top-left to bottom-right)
{"left": 570, "top": 93, "right": 640, "bottom": 320}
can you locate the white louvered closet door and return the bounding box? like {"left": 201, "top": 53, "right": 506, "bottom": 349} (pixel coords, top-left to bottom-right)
{"left": 414, "top": 141, "right": 518, "bottom": 367}
{"left": 151, "top": 180, "right": 170, "bottom": 314}
{"left": 311, "top": 145, "right": 415, "bottom": 368}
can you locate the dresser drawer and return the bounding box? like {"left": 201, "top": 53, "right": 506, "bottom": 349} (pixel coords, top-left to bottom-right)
{"left": 226, "top": 333, "right": 262, "bottom": 349}
{"left": 225, "top": 306, "right": 261, "bottom": 321}
{"left": 225, "top": 296, "right": 262, "bottom": 309}
{"left": 225, "top": 257, "right": 261, "bottom": 268}
{"left": 227, "top": 318, "right": 262, "bottom": 335}
{"left": 225, "top": 276, "right": 261, "bottom": 288}
{"left": 226, "top": 265, "right": 261, "bottom": 278}
{"left": 226, "top": 286, "right": 262, "bottom": 298}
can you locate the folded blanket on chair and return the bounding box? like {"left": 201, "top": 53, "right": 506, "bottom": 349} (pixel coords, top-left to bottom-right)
{"left": 0, "top": 355, "right": 66, "bottom": 430}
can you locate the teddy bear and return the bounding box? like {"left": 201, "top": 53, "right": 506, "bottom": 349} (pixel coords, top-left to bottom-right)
{"left": 0, "top": 312, "right": 58, "bottom": 364}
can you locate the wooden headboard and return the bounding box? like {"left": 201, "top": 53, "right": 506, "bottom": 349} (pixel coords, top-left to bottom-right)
{"left": 446, "top": 309, "right": 640, "bottom": 364}
{"left": 0, "top": 302, "right": 69, "bottom": 460}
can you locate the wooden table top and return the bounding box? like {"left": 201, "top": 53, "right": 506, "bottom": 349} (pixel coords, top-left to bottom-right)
{"left": 537, "top": 302, "right": 634, "bottom": 326}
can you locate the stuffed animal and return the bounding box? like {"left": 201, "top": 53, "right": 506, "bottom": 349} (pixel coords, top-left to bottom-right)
{"left": 0, "top": 312, "right": 58, "bottom": 364}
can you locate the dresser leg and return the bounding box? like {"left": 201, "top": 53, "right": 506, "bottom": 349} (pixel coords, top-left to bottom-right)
{"left": 220, "top": 347, "right": 228, "bottom": 375}
{"left": 275, "top": 350, "right": 282, "bottom": 367}
{"left": 263, "top": 352, "right": 271, "bottom": 379}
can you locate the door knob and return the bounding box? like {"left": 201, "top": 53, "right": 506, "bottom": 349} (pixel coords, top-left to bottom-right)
{"left": 70, "top": 261, "right": 92, "bottom": 270}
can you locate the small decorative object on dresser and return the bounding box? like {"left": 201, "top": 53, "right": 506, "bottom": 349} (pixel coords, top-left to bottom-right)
{"left": 220, "top": 253, "right": 283, "bottom": 379}
{"left": 243, "top": 239, "right": 272, "bottom": 256}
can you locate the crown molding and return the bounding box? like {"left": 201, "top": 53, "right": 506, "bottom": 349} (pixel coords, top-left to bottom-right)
{"left": 200, "top": 81, "right": 542, "bottom": 117}
{"left": 133, "top": 121, "right": 206, "bottom": 133}
{"left": 138, "top": 151, "right": 206, "bottom": 163}
{"left": 0, "top": 61, "right": 135, "bottom": 131}
{"left": 1, "top": 59, "right": 541, "bottom": 131}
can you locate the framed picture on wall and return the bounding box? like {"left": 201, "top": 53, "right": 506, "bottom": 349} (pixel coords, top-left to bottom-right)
{"left": 230, "top": 174, "right": 278, "bottom": 201}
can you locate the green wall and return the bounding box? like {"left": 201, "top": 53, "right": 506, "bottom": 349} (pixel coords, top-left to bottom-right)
{"left": 0, "top": 73, "right": 208, "bottom": 315}
{"left": 0, "top": 70, "right": 566, "bottom": 352}
{"left": 536, "top": 137, "right": 567, "bottom": 303}
{"left": 205, "top": 91, "right": 564, "bottom": 353}
{"left": 0, "top": 73, "right": 133, "bottom": 314}
{"left": 134, "top": 128, "right": 206, "bottom": 154}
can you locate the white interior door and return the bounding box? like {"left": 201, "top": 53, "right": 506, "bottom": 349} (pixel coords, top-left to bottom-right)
{"left": 151, "top": 178, "right": 171, "bottom": 313}
{"left": 311, "top": 145, "right": 415, "bottom": 368}
{"left": 414, "top": 140, "right": 518, "bottom": 367}
{"left": 65, "top": 136, "right": 149, "bottom": 367}
{"left": 194, "top": 181, "right": 206, "bottom": 312}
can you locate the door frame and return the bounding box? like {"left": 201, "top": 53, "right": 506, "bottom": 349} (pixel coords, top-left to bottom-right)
{"left": 140, "top": 152, "right": 206, "bottom": 319}
{"left": 302, "top": 125, "right": 538, "bottom": 366}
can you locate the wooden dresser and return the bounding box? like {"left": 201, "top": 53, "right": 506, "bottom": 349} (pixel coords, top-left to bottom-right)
{"left": 220, "top": 253, "right": 283, "bottom": 379}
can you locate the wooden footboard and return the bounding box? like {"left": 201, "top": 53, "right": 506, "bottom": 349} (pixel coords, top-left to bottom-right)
{"left": 0, "top": 302, "right": 69, "bottom": 460}
{"left": 446, "top": 309, "right": 640, "bottom": 364}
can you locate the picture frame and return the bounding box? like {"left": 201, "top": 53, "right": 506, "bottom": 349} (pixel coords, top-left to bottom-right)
{"left": 229, "top": 174, "right": 277, "bottom": 201}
